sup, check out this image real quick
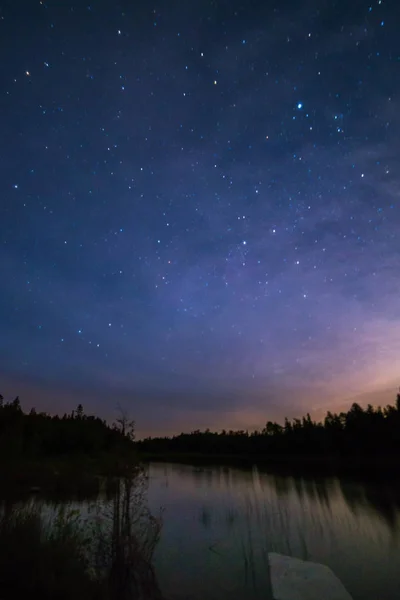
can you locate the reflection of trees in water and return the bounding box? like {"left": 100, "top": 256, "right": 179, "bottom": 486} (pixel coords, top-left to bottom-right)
{"left": 338, "top": 479, "right": 400, "bottom": 532}
{"left": 89, "top": 469, "right": 164, "bottom": 600}
{"left": 0, "top": 469, "right": 164, "bottom": 600}
{"left": 231, "top": 471, "right": 384, "bottom": 562}
{"left": 220, "top": 466, "right": 232, "bottom": 490}
{"left": 168, "top": 462, "right": 400, "bottom": 537}
{"left": 269, "top": 473, "right": 295, "bottom": 498}
{"left": 199, "top": 505, "right": 212, "bottom": 528}
{"left": 300, "top": 476, "right": 333, "bottom": 511}
{"left": 266, "top": 468, "right": 400, "bottom": 537}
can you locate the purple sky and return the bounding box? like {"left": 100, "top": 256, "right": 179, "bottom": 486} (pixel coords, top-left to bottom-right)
{"left": 1, "top": 0, "right": 399, "bottom": 437}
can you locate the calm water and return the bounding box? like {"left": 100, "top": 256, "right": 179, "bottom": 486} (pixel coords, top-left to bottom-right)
{"left": 147, "top": 462, "right": 400, "bottom": 600}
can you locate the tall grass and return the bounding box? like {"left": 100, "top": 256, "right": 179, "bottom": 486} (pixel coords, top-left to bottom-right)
{"left": 0, "top": 504, "right": 98, "bottom": 600}
{"left": 0, "top": 470, "right": 163, "bottom": 600}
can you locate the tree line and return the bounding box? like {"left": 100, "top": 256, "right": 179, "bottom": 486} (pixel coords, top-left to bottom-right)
{"left": 0, "top": 394, "right": 135, "bottom": 464}
{"left": 3, "top": 390, "right": 400, "bottom": 470}
{"left": 137, "top": 392, "right": 400, "bottom": 466}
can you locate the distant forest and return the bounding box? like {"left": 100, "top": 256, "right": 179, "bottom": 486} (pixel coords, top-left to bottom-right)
{"left": 0, "top": 394, "right": 135, "bottom": 464}
{"left": 137, "top": 392, "right": 400, "bottom": 467}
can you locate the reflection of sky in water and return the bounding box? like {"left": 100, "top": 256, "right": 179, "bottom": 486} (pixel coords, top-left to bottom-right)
{"left": 147, "top": 463, "right": 400, "bottom": 600}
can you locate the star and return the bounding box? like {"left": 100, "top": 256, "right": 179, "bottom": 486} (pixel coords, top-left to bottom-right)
{"left": 0, "top": 0, "right": 398, "bottom": 451}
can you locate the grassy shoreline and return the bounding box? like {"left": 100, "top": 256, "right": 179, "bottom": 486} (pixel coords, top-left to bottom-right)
{"left": 0, "top": 473, "right": 163, "bottom": 600}
{"left": 0, "top": 454, "right": 139, "bottom": 500}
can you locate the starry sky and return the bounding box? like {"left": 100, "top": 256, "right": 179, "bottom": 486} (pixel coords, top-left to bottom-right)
{"left": 1, "top": 0, "right": 399, "bottom": 437}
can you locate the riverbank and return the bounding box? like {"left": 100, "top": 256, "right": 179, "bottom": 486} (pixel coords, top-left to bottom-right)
{"left": 0, "top": 454, "right": 139, "bottom": 500}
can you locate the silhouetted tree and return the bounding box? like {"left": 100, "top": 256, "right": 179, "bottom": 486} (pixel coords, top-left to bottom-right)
{"left": 114, "top": 405, "right": 135, "bottom": 441}
{"left": 0, "top": 394, "right": 136, "bottom": 466}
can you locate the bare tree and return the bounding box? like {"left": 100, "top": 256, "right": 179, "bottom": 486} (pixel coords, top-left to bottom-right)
{"left": 114, "top": 404, "right": 136, "bottom": 441}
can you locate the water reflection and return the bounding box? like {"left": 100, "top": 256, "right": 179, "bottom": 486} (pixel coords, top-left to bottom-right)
{"left": 0, "top": 472, "right": 163, "bottom": 600}
{"left": 148, "top": 462, "right": 400, "bottom": 600}
{"left": 5, "top": 464, "right": 400, "bottom": 600}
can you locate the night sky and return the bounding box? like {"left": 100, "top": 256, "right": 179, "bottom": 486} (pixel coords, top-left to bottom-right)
{"left": 1, "top": 0, "right": 399, "bottom": 437}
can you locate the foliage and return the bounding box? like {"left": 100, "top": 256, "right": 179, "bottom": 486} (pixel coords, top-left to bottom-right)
{"left": 0, "top": 396, "right": 135, "bottom": 467}
{"left": 89, "top": 471, "right": 163, "bottom": 600}
{"left": 0, "top": 473, "right": 163, "bottom": 600}
{"left": 0, "top": 504, "right": 100, "bottom": 599}
{"left": 137, "top": 392, "right": 400, "bottom": 467}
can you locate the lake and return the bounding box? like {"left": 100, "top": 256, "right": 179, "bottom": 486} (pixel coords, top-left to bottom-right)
{"left": 147, "top": 461, "right": 400, "bottom": 600}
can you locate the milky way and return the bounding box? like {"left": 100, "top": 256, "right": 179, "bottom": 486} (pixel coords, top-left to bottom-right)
{"left": 1, "top": 0, "right": 399, "bottom": 435}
